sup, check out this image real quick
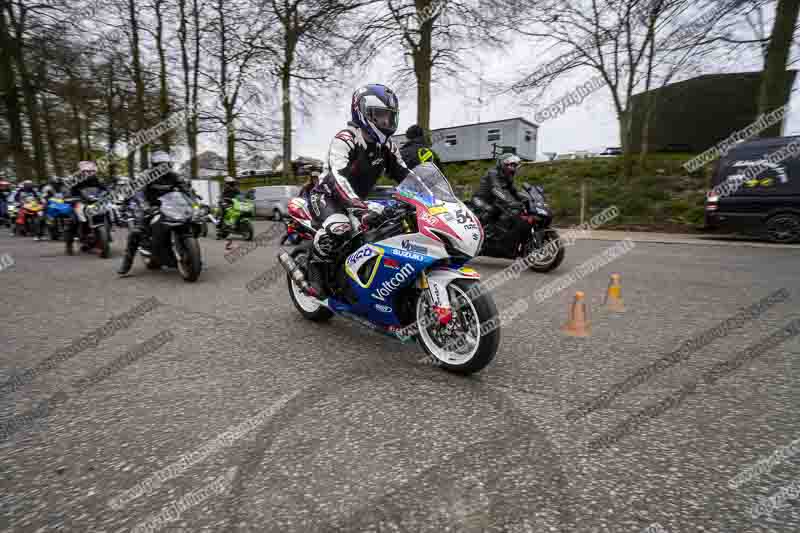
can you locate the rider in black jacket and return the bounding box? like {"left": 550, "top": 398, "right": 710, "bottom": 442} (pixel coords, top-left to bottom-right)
{"left": 477, "top": 154, "right": 529, "bottom": 252}
{"left": 399, "top": 124, "right": 441, "bottom": 170}
{"left": 117, "top": 150, "right": 191, "bottom": 275}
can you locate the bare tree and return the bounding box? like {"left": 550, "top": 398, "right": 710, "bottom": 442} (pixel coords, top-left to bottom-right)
{"left": 255, "top": 0, "right": 370, "bottom": 181}
{"left": 758, "top": 0, "right": 800, "bottom": 136}
{"left": 0, "top": 0, "right": 30, "bottom": 180}
{"left": 503, "top": 0, "right": 747, "bottom": 179}
{"left": 353, "top": 0, "right": 506, "bottom": 139}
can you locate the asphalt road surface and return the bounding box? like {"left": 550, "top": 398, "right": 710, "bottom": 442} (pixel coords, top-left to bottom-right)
{"left": 2, "top": 221, "right": 800, "bottom": 533}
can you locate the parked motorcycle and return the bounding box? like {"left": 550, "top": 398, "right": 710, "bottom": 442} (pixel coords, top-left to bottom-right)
{"left": 279, "top": 162, "right": 500, "bottom": 375}
{"left": 14, "top": 194, "right": 44, "bottom": 237}
{"left": 280, "top": 197, "right": 315, "bottom": 245}
{"left": 45, "top": 194, "right": 73, "bottom": 241}
{"left": 6, "top": 202, "right": 18, "bottom": 234}
{"left": 216, "top": 195, "right": 254, "bottom": 241}
{"left": 138, "top": 190, "right": 203, "bottom": 282}
{"left": 465, "top": 182, "right": 565, "bottom": 273}
{"left": 64, "top": 188, "right": 112, "bottom": 258}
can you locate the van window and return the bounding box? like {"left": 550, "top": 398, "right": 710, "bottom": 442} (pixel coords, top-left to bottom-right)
{"left": 714, "top": 141, "right": 800, "bottom": 196}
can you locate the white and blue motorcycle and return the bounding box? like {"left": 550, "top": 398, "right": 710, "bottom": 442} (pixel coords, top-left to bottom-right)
{"left": 278, "top": 163, "right": 500, "bottom": 375}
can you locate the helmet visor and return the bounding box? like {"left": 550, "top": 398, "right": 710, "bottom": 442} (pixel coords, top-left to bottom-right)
{"left": 366, "top": 107, "right": 398, "bottom": 134}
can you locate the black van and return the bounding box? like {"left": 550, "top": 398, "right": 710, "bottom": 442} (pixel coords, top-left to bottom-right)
{"left": 705, "top": 136, "right": 800, "bottom": 243}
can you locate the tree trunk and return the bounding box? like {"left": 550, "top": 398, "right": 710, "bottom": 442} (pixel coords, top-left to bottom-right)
{"left": 0, "top": 1, "right": 30, "bottom": 180}
{"left": 178, "top": 0, "right": 196, "bottom": 177}
{"left": 125, "top": 127, "right": 135, "bottom": 180}
{"left": 758, "top": 0, "right": 800, "bottom": 137}
{"left": 226, "top": 103, "right": 236, "bottom": 177}
{"left": 7, "top": 3, "right": 47, "bottom": 179}
{"left": 281, "top": 64, "right": 293, "bottom": 182}
{"left": 40, "top": 93, "right": 63, "bottom": 176}
{"left": 128, "top": 0, "right": 148, "bottom": 170}
{"left": 619, "top": 110, "right": 634, "bottom": 181}
{"left": 191, "top": 0, "right": 200, "bottom": 179}
{"left": 106, "top": 62, "right": 118, "bottom": 178}
{"left": 84, "top": 114, "right": 92, "bottom": 155}
{"left": 414, "top": 0, "right": 434, "bottom": 136}
{"left": 154, "top": 0, "right": 171, "bottom": 149}
{"left": 71, "top": 101, "right": 84, "bottom": 160}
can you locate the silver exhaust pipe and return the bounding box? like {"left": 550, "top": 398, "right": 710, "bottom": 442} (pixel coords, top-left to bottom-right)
{"left": 277, "top": 250, "right": 318, "bottom": 297}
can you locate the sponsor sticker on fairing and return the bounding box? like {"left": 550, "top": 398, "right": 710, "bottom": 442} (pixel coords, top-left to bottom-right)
{"left": 374, "top": 304, "right": 392, "bottom": 313}
{"left": 371, "top": 263, "right": 415, "bottom": 302}
{"left": 392, "top": 249, "right": 425, "bottom": 261}
{"left": 402, "top": 239, "right": 428, "bottom": 254}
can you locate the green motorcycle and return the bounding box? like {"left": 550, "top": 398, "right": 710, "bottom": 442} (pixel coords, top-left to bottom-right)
{"left": 216, "top": 195, "right": 255, "bottom": 241}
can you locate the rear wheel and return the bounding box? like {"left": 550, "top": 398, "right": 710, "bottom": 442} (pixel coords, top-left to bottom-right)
{"left": 176, "top": 235, "right": 202, "bottom": 282}
{"left": 415, "top": 278, "right": 500, "bottom": 375}
{"left": 287, "top": 247, "right": 333, "bottom": 321}
{"left": 765, "top": 213, "right": 800, "bottom": 243}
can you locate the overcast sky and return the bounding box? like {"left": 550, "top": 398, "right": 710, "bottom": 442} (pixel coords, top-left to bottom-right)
{"left": 195, "top": 3, "right": 800, "bottom": 167}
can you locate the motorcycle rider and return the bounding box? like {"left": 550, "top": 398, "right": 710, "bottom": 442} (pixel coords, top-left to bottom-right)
{"left": 476, "top": 153, "right": 529, "bottom": 252}
{"left": 217, "top": 176, "right": 239, "bottom": 233}
{"left": 117, "top": 150, "right": 191, "bottom": 275}
{"left": 67, "top": 161, "right": 109, "bottom": 249}
{"left": 399, "top": 124, "right": 441, "bottom": 170}
{"left": 306, "top": 83, "right": 412, "bottom": 297}
{"left": 12, "top": 180, "right": 47, "bottom": 240}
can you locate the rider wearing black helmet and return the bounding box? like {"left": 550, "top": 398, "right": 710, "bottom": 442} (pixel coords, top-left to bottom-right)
{"left": 117, "top": 150, "right": 190, "bottom": 275}
{"left": 477, "top": 153, "right": 529, "bottom": 251}
{"left": 399, "top": 124, "right": 441, "bottom": 170}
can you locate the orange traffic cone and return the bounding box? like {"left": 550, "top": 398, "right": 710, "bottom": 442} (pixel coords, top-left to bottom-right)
{"left": 562, "top": 291, "right": 591, "bottom": 337}
{"left": 604, "top": 273, "right": 625, "bottom": 312}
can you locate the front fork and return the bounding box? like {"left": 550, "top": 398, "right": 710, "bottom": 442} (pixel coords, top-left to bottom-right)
{"left": 418, "top": 270, "right": 454, "bottom": 326}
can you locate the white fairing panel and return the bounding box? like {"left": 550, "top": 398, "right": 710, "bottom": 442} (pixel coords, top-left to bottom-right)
{"left": 377, "top": 233, "right": 449, "bottom": 260}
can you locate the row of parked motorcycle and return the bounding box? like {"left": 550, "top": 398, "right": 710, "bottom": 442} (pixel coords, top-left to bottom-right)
{"left": 1, "top": 186, "right": 260, "bottom": 282}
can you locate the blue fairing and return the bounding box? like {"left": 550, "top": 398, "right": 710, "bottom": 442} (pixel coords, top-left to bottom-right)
{"left": 46, "top": 199, "right": 73, "bottom": 218}
{"left": 339, "top": 244, "right": 438, "bottom": 327}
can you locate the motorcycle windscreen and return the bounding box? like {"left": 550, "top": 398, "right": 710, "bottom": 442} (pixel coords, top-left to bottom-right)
{"left": 159, "top": 192, "right": 194, "bottom": 221}
{"left": 396, "top": 162, "right": 458, "bottom": 206}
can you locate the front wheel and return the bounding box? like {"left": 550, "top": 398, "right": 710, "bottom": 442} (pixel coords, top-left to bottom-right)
{"left": 175, "top": 234, "right": 202, "bottom": 282}
{"left": 527, "top": 230, "right": 565, "bottom": 273}
{"left": 241, "top": 219, "right": 254, "bottom": 241}
{"left": 415, "top": 278, "right": 500, "bottom": 375}
{"left": 96, "top": 224, "right": 111, "bottom": 258}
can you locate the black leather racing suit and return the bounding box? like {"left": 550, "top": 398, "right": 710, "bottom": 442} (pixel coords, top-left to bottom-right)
{"left": 123, "top": 168, "right": 191, "bottom": 258}
{"left": 477, "top": 167, "right": 529, "bottom": 251}
{"left": 308, "top": 121, "right": 411, "bottom": 259}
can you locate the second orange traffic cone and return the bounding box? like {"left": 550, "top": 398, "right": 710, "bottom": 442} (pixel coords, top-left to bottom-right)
{"left": 604, "top": 273, "right": 625, "bottom": 312}
{"left": 562, "top": 291, "right": 591, "bottom": 337}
